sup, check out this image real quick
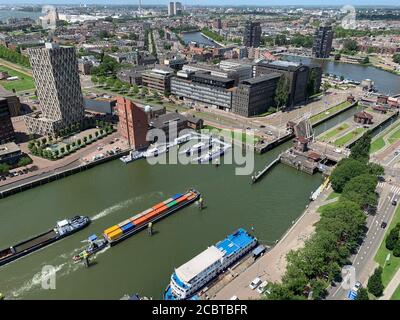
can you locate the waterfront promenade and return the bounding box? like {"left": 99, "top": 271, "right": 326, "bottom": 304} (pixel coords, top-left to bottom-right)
{"left": 213, "top": 185, "right": 333, "bottom": 300}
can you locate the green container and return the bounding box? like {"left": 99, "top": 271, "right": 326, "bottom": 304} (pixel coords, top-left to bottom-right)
{"left": 167, "top": 200, "right": 177, "bottom": 208}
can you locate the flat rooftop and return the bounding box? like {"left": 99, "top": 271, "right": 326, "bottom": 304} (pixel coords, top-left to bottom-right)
{"left": 241, "top": 73, "right": 281, "bottom": 85}
{"left": 0, "top": 142, "right": 21, "bottom": 156}
{"left": 175, "top": 246, "right": 224, "bottom": 283}
{"left": 215, "top": 228, "right": 255, "bottom": 256}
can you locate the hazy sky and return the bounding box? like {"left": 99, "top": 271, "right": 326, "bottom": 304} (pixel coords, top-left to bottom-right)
{"left": 2, "top": 0, "right": 400, "bottom": 6}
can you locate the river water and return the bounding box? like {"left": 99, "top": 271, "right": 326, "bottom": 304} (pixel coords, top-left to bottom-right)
{"left": 181, "top": 31, "right": 221, "bottom": 48}
{"left": 0, "top": 10, "right": 42, "bottom": 23}
{"left": 0, "top": 104, "right": 363, "bottom": 300}
{"left": 284, "top": 55, "right": 400, "bottom": 95}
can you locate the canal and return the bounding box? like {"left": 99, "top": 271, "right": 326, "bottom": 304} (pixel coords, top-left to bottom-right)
{"left": 0, "top": 103, "right": 362, "bottom": 299}
{"left": 284, "top": 55, "right": 400, "bottom": 95}
{"left": 181, "top": 31, "right": 221, "bottom": 48}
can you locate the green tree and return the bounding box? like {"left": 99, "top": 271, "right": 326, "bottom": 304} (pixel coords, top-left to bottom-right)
{"left": 367, "top": 267, "right": 384, "bottom": 297}
{"left": 330, "top": 158, "right": 368, "bottom": 193}
{"left": 83, "top": 136, "right": 88, "bottom": 143}
{"left": 66, "top": 144, "right": 71, "bottom": 152}
{"left": 361, "top": 56, "right": 370, "bottom": 65}
{"left": 356, "top": 288, "right": 369, "bottom": 300}
{"left": 60, "top": 147, "right": 65, "bottom": 154}
{"left": 393, "top": 241, "right": 400, "bottom": 257}
{"left": 41, "top": 137, "right": 47, "bottom": 145}
{"left": 393, "top": 54, "right": 400, "bottom": 64}
{"left": 17, "top": 157, "right": 32, "bottom": 167}
{"left": 341, "top": 174, "right": 378, "bottom": 209}
{"left": 386, "top": 224, "right": 400, "bottom": 251}
{"left": 53, "top": 149, "right": 59, "bottom": 158}
{"left": 274, "top": 76, "right": 289, "bottom": 110}
{"left": 77, "top": 139, "right": 82, "bottom": 146}
{"left": 0, "top": 163, "right": 11, "bottom": 174}
{"left": 342, "top": 39, "right": 358, "bottom": 54}
{"left": 322, "top": 81, "right": 331, "bottom": 93}
{"left": 88, "top": 134, "right": 93, "bottom": 140}
{"left": 95, "top": 131, "right": 99, "bottom": 138}
{"left": 350, "top": 131, "right": 372, "bottom": 163}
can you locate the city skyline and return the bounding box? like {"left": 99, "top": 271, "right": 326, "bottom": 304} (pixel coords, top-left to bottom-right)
{"left": 3, "top": 1, "right": 400, "bottom": 7}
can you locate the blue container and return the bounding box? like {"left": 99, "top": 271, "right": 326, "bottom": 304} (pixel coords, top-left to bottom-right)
{"left": 172, "top": 193, "right": 183, "bottom": 200}
{"left": 121, "top": 222, "right": 135, "bottom": 233}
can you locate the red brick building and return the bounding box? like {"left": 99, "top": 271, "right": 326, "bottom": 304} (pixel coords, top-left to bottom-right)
{"left": 117, "top": 97, "right": 149, "bottom": 150}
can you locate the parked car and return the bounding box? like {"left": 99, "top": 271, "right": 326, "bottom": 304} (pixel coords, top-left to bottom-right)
{"left": 249, "top": 277, "right": 262, "bottom": 290}
{"left": 381, "top": 222, "right": 387, "bottom": 229}
{"left": 353, "top": 281, "right": 362, "bottom": 292}
{"left": 392, "top": 199, "right": 397, "bottom": 206}
{"left": 257, "top": 281, "right": 269, "bottom": 294}
{"left": 229, "top": 295, "right": 239, "bottom": 300}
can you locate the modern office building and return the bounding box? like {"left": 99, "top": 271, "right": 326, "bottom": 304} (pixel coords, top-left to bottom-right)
{"left": 142, "top": 65, "right": 174, "bottom": 93}
{"left": 254, "top": 60, "right": 311, "bottom": 107}
{"left": 183, "top": 62, "right": 252, "bottom": 85}
{"left": 117, "top": 97, "right": 149, "bottom": 150}
{"left": 171, "top": 71, "right": 235, "bottom": 111}
{"left": 0, "top": 98, "right": 15, "bottom": 144}
{"left": 174, "top": 2, "right": 182, "bottom": 15}
{"left": 168, "top": 2, "right": 174, "bottom": 16}
{"left": 312, "top": 25, "right": 334, "bottom": 58}
{"left": 243, "top": 21, "right": 262, "bottom": 48}
{"left": 214, "top": 18, "right": 222, "bottom": 30}
{"left": 84, "top": 94, "right": 117, "bottom": 115}
{"left": 168, "top": 2, "right": 182, "bottom": 16}
{"left": 24, "top": 43, "right": 85, "bottom": 136}
{"left": 232, "top": 73, "right": 282, "bottom": 117}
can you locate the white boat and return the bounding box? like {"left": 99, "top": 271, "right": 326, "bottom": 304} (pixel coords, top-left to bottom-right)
{"left": 143, "top": 145, "right": 168, "bottom": 158}
{"left": 120, "top": 151, "right": 144, "bottom": 164}
{"left": 164, "top": 228, "right": 257, "bottom": 300}
{"left": 180, "top": 140, "right": 212, "bottom": 156}
{"left": 194, "top": 146, "right": 230, "bottom": 163}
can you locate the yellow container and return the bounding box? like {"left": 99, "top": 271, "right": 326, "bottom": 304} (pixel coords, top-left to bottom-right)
{"left": 104, "top": 225, "right": 120, "bottom": 235}
{"left": 107, "top": 228, "right": 123, "bottom": 240}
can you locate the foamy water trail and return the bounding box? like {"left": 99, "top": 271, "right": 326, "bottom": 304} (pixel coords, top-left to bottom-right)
{"left": 90, "top": 191, "right": 164, "bottom": 221}
{"left": 11, "top": 263, "right": 66, "bottom": 298}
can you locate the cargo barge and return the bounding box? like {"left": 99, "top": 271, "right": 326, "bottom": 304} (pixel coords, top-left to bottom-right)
{"left": 103, "top": 189, "right": 200, "bottom": 246}
{"left": 164, "top": 228, "right": 257, "bottom": 300}
{"left": 0, "top": 216, "right": 90, "bottom": 267}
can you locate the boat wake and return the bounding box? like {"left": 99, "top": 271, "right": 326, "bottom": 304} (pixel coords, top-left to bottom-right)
{"left": 90, "top": 191, "right": 164, "bottom": 221}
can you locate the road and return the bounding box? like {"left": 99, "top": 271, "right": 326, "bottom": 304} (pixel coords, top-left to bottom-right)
{"left": 326, "top": 181, "right": 400, "bottom": 300}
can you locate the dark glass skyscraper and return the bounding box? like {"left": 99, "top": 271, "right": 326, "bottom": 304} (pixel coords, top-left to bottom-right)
{"left": 312, "top": 25, "right": 334, "bottom": 58}
{"left": 243, "top": 21, "right": 261, "bottom": 48}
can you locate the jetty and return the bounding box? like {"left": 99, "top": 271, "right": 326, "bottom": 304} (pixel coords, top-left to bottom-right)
{"left": 251, "top": 156, "right": 281, "bottom": 183}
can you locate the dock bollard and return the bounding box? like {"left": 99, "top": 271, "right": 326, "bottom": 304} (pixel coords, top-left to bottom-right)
{"left": 148, "top": 222, "right": 153, "bottom": 236}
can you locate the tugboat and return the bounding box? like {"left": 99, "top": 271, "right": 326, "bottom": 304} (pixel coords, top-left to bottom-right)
{"left": 0, "top": 216, "right": 90, "bottom": 267}
{"left": 72, "top": 234, "right": 108, "bottom": 263}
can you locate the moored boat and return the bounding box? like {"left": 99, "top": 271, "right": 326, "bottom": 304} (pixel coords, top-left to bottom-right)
{"left": 164, "top": 228, "right": 257, "bottom": 300}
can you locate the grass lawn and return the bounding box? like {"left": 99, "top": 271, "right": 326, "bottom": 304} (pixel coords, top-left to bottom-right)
{"left": 0, "top": 64, "right": 35, "bottom": 92}
{"left": 374, "top": 204, "right": 400, "bottom": 287}
{"left": 317, "top": 200, "right": 339, "bottom": 213}
{"left": 202, "top": 125, "right": 261, "bottom": 144}
{"left": 388, "top": 127, "right": 400, "bottom": 144}
{"left": 370, "top": 137, "right": 386, "bottom": 154}
{"left": 310, "top": 101, "right": 352, "bottom": 124}
{"left": 319, "top": 123, "right": 350, "bottom": 141}
{"left": 391, "top": 285, "right": 400, "bottom": 300}
{"left": 327, "top": 191, "right": 340, "bottom": 200}
{"left": 334, "top": 127, "right": 365, "bottom": 147}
